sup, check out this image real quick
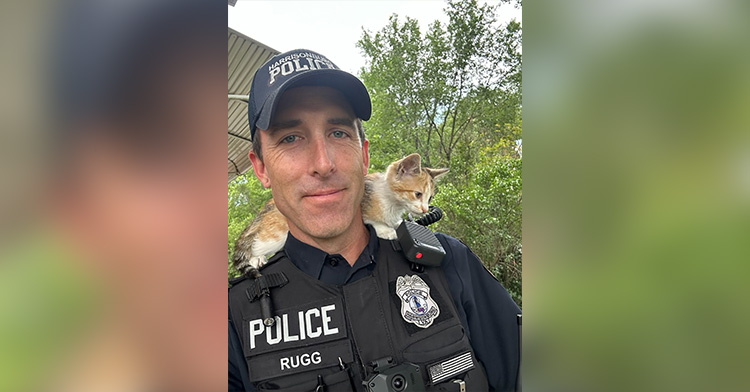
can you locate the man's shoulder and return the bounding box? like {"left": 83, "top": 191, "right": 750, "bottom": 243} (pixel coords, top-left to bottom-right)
{"left": 432, "top": 232, "right": 473, "bottom": 272}
{"left": 229, "top": 275, "right": 247, "bottom": 287}
{"left": 434, "top": 232, "right": 472, "bottom": 258}
{"left": 434, "top": 232, "right": 499, "bottom": 281}
{"left": 228, "top": 275, "right": 252, "bottom": 295}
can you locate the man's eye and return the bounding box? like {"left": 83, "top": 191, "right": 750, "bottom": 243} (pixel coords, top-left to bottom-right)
{"left": 331, "top": 130, "right": 348, "bottom": 138}
{"left": 281, "top": 135, "right": 298, "bottom": 144}
{"left": 415, "top": 192, "right": 423, "bottom": 199}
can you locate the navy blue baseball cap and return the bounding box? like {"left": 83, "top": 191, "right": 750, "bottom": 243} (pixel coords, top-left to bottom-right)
{"left": 248, "top": 49, "right": 371, "bottom": 140}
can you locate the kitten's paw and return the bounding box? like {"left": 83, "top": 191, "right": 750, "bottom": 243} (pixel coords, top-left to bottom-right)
{"left": 249, "top": 255, "right": 268, "bottom": 270}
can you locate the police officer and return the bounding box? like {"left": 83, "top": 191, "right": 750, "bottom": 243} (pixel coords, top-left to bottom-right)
{"left": 229, "top": 49, "right": 521, "bottom": 392}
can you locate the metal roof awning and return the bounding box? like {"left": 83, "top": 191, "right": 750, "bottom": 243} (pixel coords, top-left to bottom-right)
{"left": 227, "top": 28, "right": 278, "bottom": 182}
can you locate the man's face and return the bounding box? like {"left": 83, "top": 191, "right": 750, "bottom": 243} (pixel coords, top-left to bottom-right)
{"left": 249, "top": 86, "right": 370, "bottom": 242}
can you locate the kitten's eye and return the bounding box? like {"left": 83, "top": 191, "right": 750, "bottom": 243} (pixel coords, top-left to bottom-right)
{"left": 415, "top": 192, "right": 423, "bottom": 199}
{"left": 280, "top": 135, "right": 298, "bottom": 144}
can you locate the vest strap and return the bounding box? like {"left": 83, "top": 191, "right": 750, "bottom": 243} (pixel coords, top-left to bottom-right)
{"left": 245, "top": 272, "right": 289, "bottom": 302}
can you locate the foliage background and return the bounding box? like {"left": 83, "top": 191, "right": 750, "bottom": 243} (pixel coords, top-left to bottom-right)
{"left": 229, "top": 0, "right": 522, "bottom": 306}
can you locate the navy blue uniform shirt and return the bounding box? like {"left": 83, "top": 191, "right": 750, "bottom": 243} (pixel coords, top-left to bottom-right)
{"left": 229, "top": 225, "right": 521, "bottom": 391}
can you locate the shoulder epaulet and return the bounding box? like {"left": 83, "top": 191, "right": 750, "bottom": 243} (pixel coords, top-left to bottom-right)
{"left": 388, "top": 238, "right": 403, "bottom": 252}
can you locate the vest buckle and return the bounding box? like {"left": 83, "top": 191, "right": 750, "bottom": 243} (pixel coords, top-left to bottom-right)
{"left": 245, "top": 272, "right": 289, "bottom": 327}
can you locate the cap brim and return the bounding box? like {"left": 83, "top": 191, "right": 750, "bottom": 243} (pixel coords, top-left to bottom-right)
{"left": 254, "top": 69, "right": 372, "bottom": 132}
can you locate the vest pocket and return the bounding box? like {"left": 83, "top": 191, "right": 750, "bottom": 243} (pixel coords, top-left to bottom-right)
{"left": 402, "top": 324, "right": 467, "bottom": 364}
{"left": 248, "top": 339, "right": 354, "bottom": 382}
{"left": 401, "top": 324, "right": 481, "bottom": 389}
{"left": 255, "top": 367, "right": 355, "bottom": 392}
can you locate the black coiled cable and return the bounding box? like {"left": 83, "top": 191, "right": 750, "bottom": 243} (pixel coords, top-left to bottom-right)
{"left": 415, "top": 205, "right": 443, "bottom": 226}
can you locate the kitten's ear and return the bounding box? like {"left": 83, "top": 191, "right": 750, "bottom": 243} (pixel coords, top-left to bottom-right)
{"left": 426, "top": 167, "right": 449, "bottom": 180}
{"left": 397, "top": 153, "right": 422, "bottom": 177}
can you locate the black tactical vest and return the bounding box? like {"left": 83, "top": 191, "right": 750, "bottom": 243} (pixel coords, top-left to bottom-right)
{"left": 229, "top": 238, "right": 489, "bottom": 392}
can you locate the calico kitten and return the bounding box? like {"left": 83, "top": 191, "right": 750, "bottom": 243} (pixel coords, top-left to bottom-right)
{"left": 232, "top": 153, "right": 448, "bottom": 277}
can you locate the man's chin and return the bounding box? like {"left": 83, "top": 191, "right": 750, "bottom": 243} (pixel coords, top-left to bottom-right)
{"left": 295, "top": 216, "right": 353, "bottom": 240}
{"left": 303, "top": 225, "right": 347, "bottom": 240}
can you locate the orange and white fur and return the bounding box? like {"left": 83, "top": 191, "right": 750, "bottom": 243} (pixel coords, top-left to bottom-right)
{"left": 233, "top": 153, "right": 448, "bottom": 277}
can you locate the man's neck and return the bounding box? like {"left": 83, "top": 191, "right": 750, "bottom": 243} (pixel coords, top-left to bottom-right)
{"left": 288, "top": 221, "right": 370, "bottom": 267}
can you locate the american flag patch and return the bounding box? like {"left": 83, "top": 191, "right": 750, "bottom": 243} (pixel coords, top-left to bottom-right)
{"left": 428, "top": 351, "right": 475, "bottom": 384}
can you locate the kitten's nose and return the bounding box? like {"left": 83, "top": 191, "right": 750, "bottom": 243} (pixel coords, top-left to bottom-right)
{"left": 421, "top": 206, "right": 429, "bottom": 213}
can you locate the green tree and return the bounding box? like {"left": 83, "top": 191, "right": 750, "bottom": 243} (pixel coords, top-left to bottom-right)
{"left": 357, "top": 0, "right": 521, "bottom": 172}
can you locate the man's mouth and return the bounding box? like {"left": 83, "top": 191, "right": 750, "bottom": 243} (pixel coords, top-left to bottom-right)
{"left": 303, "top": 188, "right": 345, "bottom": 199}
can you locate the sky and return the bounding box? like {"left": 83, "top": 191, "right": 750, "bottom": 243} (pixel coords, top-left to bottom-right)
{"left": 228, "top": 0, "right": 522, "bottom": 75}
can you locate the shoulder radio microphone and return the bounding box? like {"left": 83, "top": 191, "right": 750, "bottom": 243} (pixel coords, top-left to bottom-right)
{"left": 396, "top": 206, "right": 445, "bottom": 268}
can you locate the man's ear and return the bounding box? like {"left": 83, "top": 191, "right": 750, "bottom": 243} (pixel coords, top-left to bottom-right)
{"left": 362, "top": 139, "right": 370, "bottom": 176}
{"left": 248, "top": 143, "right": 271, "bottom": 188}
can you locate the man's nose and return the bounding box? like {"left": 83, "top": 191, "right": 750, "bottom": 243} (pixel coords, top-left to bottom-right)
{"left": 309, "top": 137, "right": 335, "bottom": 177}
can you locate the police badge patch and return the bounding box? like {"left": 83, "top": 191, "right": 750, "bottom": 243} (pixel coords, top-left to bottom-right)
{"left": 396, "top": 275, "right": 440, "bottom": 328}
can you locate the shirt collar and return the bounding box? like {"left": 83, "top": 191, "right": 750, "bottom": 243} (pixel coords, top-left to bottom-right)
{"left": 358, "top": 224, "right": 380, "bottom": 266}
{"left": 283, "top": 224, "right": 380, "bottom": 280}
